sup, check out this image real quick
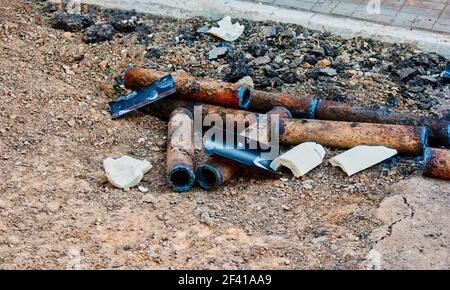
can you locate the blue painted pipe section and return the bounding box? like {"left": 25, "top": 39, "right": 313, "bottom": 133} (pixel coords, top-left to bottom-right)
{"left": 166, "top": 163, "right": 196, "bottom": 192}
{"left": 196, "top": 163, "right": 223, "bottom": 191}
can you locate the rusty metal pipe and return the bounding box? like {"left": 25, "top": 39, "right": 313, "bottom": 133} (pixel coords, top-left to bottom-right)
{"left": 196, "top": 106, "right": 293, "bottom": 191}
{"left": 315, "top": 100, "right": 450, "bottom": 147}
{"left": 124, "top": 67, "right": 251, "bottom": 109}
{"left": 166, "top": 107, "right": 196, "bottom": 192}
{"left": 279, "top": 119, "right": 427, "bottom": 155}
{"left": 146, "top": 100, "right": 426, "bottom": 154}
{"left": 423, "top": 147, "right": 450, "bottom": 180}
{"left": 249, "top": 90, "right": 317, "bottom": 118}
{"left": 142, "top": 98, "right": 264, "bottom": 129}
{"left": 196, "top": 156, "right": 240, "bottom": 191}
{"left": 126, "top": 68, "right": 448, "bottom": 146}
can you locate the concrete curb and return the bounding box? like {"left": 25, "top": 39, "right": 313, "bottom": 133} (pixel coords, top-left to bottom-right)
{"left": 82, "top": 0, "right": 450, "bottom": 57}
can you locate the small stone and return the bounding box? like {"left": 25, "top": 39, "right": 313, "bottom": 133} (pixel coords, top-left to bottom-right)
{"left": 319, "top": 67, "right": 337, "bottom": 77}
{"left": 46, "top": 201, "right": 60, "bottom": 212}
{"left": 138, "top": 185, "right": 149, "bottom": 193}
{"left": 208, "top": 46, "right": 228, "bottom": 60}
{"left": 196, "top": 26, "right": 209, "bottom": 34}
{"left": 199, "top": 211, "right": 212, "bottom": 226}
{"left": 84, "top": 23, "right": 114, "bottom": 43}
{"left": 250, "top": 55, "right": 271, "bottom": 66}
{"left": 282, "top": 204, "right": 291, "bottom": 211}
{"left": 419, "top": 75, "right": 437, "bottom": 84}
{"left": 247, "top": 42, "right": 267, "bottom": 57}
{"left": 67, "top": 119, "right": 76, "bottom": 127}
{"left": 312, "top": 235, "right": 327, "bottom": 244}
{"left": 236, "top": 76, "right": 254, "bottom": 89}
{"left": 304, "top": 54, "right": 317, "bottom": 65}
{"left": 346, "top": 69, "right": 358, "bottom": 77}
{"left": 68, "top": 248, "right": 80, "bottom": 258}
{"left": 303, "top": 183, "right": 313, "bottom": 190}
{"left": 317, "top": 59, "right": 331, "bottom": 67}
{"left": 141, "top": 194, "right": 155, "bottom": 203}
{"left": 0, "top": 199, "right": 8, "bottom": 209}
{"left": 62, "top": 31, "right": 72, "bottom": 39}
{"left": 274, "top": 55, "right": 283, "bottom": 63}
{"left": 264, "top": 66, "right": 279, "bottom": 77}
{"left": 262, "top": 25, "right": 277, "bottom": 37}
{"left": 309, "top": 47, "right": 325, "bottom": 57}
{"left": 336, "top": 53, "right": 350, "bottom": 64}
{"left": 146, "top": 48, "right": 163, "bottom": 59}
{"left": 368, "top": 57, "right": 378, "bottom": 64}
{"left": 8, "top": 235, "right": 20, "bottom": 245}
{"left": 397, "top": 67, "right": 417, "bottom": 81}
{"left": 98, "top": 60, "right": 109, "bottom": 71}
{"left": 103, "top": 156, "right": 152, "bottom": 189}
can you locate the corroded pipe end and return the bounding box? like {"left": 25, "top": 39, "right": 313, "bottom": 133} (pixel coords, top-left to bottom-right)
{"left": 237, "top": 86, "right": 251, "bottom": 109}
{"left": 166, "top": 163, "right": 196, "bottom": 192}
{"left": 423, "top": 147, "right": 450, "bottom": 180}
{"left": 196, "top": 163, "right": 223, "bottom": 191}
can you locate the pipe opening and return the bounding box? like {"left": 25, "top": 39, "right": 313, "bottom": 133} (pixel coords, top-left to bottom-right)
{"left": 196, "top": 163, "right": 223, "bottom": 191}
{"left": 238, "top": 87, "right": 251, "bottom": 109}
{"left": 167, "top": 165, "right": 195, "bottom": 192}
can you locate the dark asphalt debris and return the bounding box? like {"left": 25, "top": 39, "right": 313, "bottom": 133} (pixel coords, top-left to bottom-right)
{"left": 84, "top": 23, "right": 114, "bottom": 43}
{"left": 51, "top": 13, "right": 93, "bottom": 32}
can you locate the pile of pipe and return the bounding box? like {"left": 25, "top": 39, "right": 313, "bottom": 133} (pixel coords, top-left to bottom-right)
{"left": 120, "top": 67, "right": 450, "bottom": 192}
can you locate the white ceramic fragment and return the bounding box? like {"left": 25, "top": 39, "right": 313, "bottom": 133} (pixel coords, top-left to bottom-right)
{"left": 329, "top": 145, "right": 397, "bottom": 176}
{"left": 208, "top": 16, "right": 244, "bottom": 42}
{"left": 138, "top": 185, "right": 149, "bottom": 193}
{"left": 103, "top": 156, "right": 152, "bottom": 189}
{"left": 270, "top": 142, "right": 326, "bottom": 177}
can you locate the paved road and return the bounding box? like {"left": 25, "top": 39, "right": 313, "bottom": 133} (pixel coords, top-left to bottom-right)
{"left": 247, "top": 0, "right": 450, "bottom": 33}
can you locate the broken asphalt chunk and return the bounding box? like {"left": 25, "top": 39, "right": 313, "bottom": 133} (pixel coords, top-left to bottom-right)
{"left": 84, "top": 23, "right": 114, "bottom": 43}
{"left": 51, "top": 13, "right": 93, "bottom": 32}
{"left": 319, "top": 67, "right": 337, "bottom": 77}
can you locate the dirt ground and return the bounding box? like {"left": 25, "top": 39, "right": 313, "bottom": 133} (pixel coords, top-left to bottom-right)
{"left": 0, "top": 0, "right": 448, "bottom": 269}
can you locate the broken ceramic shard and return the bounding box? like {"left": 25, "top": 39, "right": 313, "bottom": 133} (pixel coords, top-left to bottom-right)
{"left": 270, "top": 142, "right": 326, "bottom": 177}
{"left": 329, "top": 145, "right": 397, "bottom": 176}
{"left": 103, "top": 156, "right": 152, "bottom": 189}
{"left": 208, "top": 16, "right": 244, "bottom": 42}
